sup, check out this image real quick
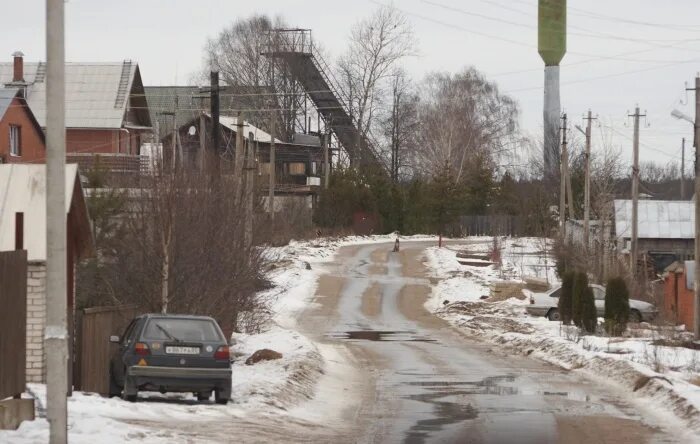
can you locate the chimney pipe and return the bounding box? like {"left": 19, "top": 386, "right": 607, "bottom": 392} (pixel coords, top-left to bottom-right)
{"left": 12, "top": 51, "right": 24, "bottom": 82}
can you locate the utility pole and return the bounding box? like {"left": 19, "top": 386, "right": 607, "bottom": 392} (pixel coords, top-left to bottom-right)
{"left": 210, "top": 71, "right": 220, "bottom": 175}
{"left": 688, "top": 77, "right": 700, "bottom": 338}
{"left": 269, "top": 109, "right": 276, "bottom": 225}
{"left": 629, "top": 107, "right": 645, "bottom": 279}
{"left": 234, "top": 114, "right": 246, "bottom": 205}
{"left": 173, "top": 95, "right": 180, "bottom": 170}
{"left": 46, "top": 0, "right": 68, "bottom": 442}
{"left": 199, "top": 113, "right": 206, "bottom": 172}
{"left": 559, "top": 113, "right": 568, "bottom": 238}
{"left": 244, "top": 138, "right": 256, "bottom": 251}
{"left": 323, "top": 130, "right": 330, "bottom": 189}
{"left": 681, "top": 137, "right": 686, "bottom": 200}
{"left": 583, "top": 110, "right": 596, "bottom": 249}
{"left": 268, "top": 56, "right": 276, "bottom": 226}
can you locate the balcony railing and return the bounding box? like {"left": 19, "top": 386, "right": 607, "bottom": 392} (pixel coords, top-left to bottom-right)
{"left": 67, "top": 153, "right": 151, "bottom": 175}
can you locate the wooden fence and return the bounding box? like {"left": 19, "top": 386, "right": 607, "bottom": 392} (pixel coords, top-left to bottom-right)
{"left": 0, "top": 250, "right": 27, "bottom": 400}
{"left": 73, "top": 304, "right": 140, "bottom": 395}
{"left": 454, "top": 215, "right": 523, "bottom": 237}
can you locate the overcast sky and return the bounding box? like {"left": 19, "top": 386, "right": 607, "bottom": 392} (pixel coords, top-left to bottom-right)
{"left": 3, "top": 0, "right": 700, "bottom": 171}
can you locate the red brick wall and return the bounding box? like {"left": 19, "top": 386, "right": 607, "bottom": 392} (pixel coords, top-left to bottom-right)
{"left": 66, "top": 129, "right": 142, "bottom": 155}
{"left": 664, "top": 270, "right": 695, "bottom": 329}
{"left": 0, "top": 97, "right": 45, "bottom": 163}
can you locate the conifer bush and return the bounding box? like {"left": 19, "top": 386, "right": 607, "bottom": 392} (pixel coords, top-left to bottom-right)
{"left": 572, "top": 272, "right": 588, "bottom": 327}
{"left": 557, "top": 271, "right": 575, "bottom": 324}
{"left": 604, "top": 277, "right": 630, "bottom": 336}
{"left": 581, "top": 284, "right": 597, "bottom": 333}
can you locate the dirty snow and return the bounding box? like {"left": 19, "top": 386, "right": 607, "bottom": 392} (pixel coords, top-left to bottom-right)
{"left": 424, "top": 236, "right": 700, "bottom": 434}
{"left": 1, "top": 234, "right": 431, "bottom": 443}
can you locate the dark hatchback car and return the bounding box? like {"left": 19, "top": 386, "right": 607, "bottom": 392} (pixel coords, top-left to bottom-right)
{"left": 109, "top": 314, "right": 232, "bottom": 404}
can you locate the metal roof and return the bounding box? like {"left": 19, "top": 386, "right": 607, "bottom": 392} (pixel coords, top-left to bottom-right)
{"left": 0, "top": 62, "right": 139, "bottom": 129}
{"left": 614, "top": 199, "right": 694, "bottom": 239}
{"left": 144, "top": 85, "right": 272, "bottom": 140}
{"left": 217, "top": 115, "right": 281, "bottom": 143}
{"left": 0, "top": 87, "right": 19, "bottom": 119}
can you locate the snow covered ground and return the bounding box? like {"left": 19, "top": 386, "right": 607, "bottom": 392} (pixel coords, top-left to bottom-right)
{"left": 0, "top": 233, "right": 429, "bottom": 443}
{"left": 424, "top": 236, "right": 700, "bottom": 433}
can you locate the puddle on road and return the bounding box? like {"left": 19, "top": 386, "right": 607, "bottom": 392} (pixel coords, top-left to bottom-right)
{"left": 327, "top": 330, "right": 438, "bottom": 343}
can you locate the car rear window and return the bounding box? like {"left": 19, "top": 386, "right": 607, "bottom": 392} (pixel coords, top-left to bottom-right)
{"left": 142, "top": 318, "right": 224, "bottom": 342}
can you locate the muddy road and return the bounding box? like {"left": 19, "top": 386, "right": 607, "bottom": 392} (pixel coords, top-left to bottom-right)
{"left": 300, "top": 242, "right": 680, "bottom": 444}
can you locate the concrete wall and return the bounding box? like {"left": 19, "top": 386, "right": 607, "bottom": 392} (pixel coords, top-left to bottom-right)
{"left": 0, "top": 96, "right": 45, "bottom": 163}
{"left": 25, "top": 262, "right": 46, "bottom": 383}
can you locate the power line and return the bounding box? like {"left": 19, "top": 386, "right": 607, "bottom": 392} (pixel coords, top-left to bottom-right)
{"left": 506, "top": 0, "right": 700, "bottom": 32}
{"left": 422, "top": 0, "right": 700, "bottom": 51}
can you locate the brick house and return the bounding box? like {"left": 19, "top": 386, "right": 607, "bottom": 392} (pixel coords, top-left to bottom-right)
{"left": 0, "top": 87, "right": 45, "bottom": 163}
{"left": 0, "top": 164, "right": 93, "bottom": 382}
{"left": 663, "top": 261, "right": 695, "bottom": 329}
{"left": 0, "top": 52, "right": 151, "bottom": 166}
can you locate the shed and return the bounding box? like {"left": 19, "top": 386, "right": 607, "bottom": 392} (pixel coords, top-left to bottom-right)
{"left": 0, "top": 163, "right": 93, "bottom": 382}
{"left": 614, "top": 200, "right": 695, "bottom": 272}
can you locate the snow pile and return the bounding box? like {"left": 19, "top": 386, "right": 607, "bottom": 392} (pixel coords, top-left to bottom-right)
{"left": 230, "top": 326, "right": 322, "bottom": 410}
{"left": 424, "top": 237, "right": 556, "bottom": 311}
{"left": 425, "top": 237, "right": 700, "bottom": 433}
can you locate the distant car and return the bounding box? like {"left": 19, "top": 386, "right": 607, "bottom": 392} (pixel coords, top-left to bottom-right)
{"left": 525, "top": 284, "right": 658, "bottom": 323}
{"left": 109, "top": 314, "right": 232, "bottom": 404}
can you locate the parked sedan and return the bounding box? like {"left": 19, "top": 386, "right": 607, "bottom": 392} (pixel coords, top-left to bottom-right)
{"left": 525, "top": 284, "right": 658, "bottom": 322}
{"left": 109, "top": 314, "right": 232, "bottom": 404}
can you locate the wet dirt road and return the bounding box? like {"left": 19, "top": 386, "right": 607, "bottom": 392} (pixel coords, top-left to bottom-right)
{"left": 301, "top": 242, "right": 681, "bottom": 444}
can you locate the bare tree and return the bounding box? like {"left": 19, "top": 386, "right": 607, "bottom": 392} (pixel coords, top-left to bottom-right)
{"left": 412, "top": 68, "right": 519, "bottom": 182}
{"left": 589, "top": 127, "right": 624, "bottom": 282}
{"left": 204, "top": 14, "right": 305, "bottom": 141}
{"left": 77, "top": 162, "right": 272, "bottom": 334}
{"left": 337, "top": 5, "right": 415, "bottom": 165}
{"left": 383, "top": 69, "right": 419, "bottom": 182}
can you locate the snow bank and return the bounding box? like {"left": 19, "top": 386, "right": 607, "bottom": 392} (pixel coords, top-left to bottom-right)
{"left": 230, "top": 326, "right": 323, "bottom": 410}
{"left": 425, "top": 236, "right": 700, "bottom": 434}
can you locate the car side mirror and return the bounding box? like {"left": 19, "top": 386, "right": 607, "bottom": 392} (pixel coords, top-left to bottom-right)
{"left": 109, "top": 335, "right": 120, "bottom": 343}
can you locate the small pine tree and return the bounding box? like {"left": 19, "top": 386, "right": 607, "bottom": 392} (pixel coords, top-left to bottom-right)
{"left": 580, "top": 285, "right": 597, "bottom": 333}
{"left": 558, "top": 271, "right": 575, "bottom": 324}
{"left": 604, "top": 277, "right": 630, "bottom": 336}
{"left": 572, "top": 272, "right": 588, "bottom": 327}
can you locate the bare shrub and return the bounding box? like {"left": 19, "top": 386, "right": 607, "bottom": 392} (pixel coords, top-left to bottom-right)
{"left": 77, "top": 165, "right": 272, "bottom": 334}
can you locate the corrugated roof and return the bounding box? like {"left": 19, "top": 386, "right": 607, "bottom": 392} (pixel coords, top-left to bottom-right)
{"left": 614, "top": 199, "right": 694, "bottom": 239}
{"left": 0, "top": 87, "right": 19, "bottom": 120}
{"left": 0, "top": 62, "right": 139, "bottom": 128}
{"left": 217, "top": 115, "right": 281, "bottom": 143}
{"left": 144, "top": 85, "right": 274, "bottom": 140}
{"left": 0, "top": 88, "right": 19, "bottom": 119}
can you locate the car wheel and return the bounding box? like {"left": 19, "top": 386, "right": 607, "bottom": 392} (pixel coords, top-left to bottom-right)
{"left": 214, "top": 390, "right": 229, "bottom": 405}
{"left": 122, "top": 376, "right": 138, "bottom": 402}
{"left": 629, "top": 309, "right": 642, "bottom": 323}
{"left": 547, "top": 308, "right": 560, "bottom": 321}
{"left": 197, "top": 391, "right": 211, "bottom": 402}
{"left": 108, "top": 370, "right": 121, "bottom": 398}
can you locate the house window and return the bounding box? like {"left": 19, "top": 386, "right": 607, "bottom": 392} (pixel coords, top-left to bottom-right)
{"left": 9, "top": 125, "right": 21, "bottom": 156}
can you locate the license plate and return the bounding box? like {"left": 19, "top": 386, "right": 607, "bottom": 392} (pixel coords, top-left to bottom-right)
{"left": 165, "top": 346, "right": 200, "bottom": 355}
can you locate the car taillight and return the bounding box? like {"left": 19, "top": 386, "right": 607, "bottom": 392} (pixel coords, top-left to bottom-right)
{"left": 214, "top": 346, "right": 230, "bottom": 361}
{"left": 134, "top": 342, "right": 150, "bottom": 356}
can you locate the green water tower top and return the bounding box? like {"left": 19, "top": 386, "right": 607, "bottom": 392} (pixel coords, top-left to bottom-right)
{"left": 538, "top": 0, "right": 567, "bottom": 66}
